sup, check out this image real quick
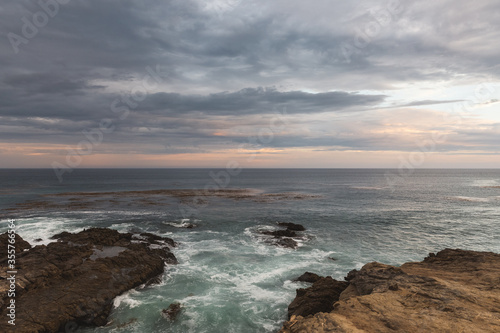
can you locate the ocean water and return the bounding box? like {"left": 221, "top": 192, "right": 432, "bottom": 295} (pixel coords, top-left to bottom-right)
{"left": 1, "top": 168, "right": 500, "bottom": 332}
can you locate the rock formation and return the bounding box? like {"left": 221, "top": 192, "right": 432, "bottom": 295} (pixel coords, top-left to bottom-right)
{"left": 293, "top": 272, "right": 322, "bottom": 284}
{"left": 258, "top": 222, "right": 307, "bottom": 249}
{"left": 277, "top": 222, "right": 306, "bottom": 231}
{"left": 281, "top": 249, "right": 500, "bottom": 333}
{"left": 288, "top": 276, "right": 348, "bottom": 319}
{"left": 162, "top": 302, "right": 182, "bottom": 321}
{"left": 0, "top": 228, "right": 177, "bottom": 333}
{"left": 0, "top": 233, "right": 31, "bottom": 257}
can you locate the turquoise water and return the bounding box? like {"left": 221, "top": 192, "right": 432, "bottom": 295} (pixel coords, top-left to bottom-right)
{"left": 1, "top": 169, "right": 500, "bottom": 332}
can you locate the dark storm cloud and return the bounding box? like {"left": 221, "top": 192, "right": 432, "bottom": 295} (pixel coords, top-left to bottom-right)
{"left": 4, "top": 72, "right": 104, "bottom": 95}
{"left": 3, "top": 0, "right": 500, "bottom": 85}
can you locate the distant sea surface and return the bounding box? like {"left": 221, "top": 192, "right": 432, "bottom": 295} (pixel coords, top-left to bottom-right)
{"left": 1, "top": 168, "right": 500, "bottom": 332}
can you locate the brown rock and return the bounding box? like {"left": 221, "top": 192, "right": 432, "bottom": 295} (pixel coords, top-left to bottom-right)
{"left": 280, "top": 249, "right": 500, "bottom": 333}
{"left": 0, "top": 233, "right": 31, "bottom": 259}
{"left": 287, "top": 277, "right": 349, "bottom": 319}
{"left": 293, "top": 272, "right": 323, "bottom": 284}
{"left": 0, "top": 228, "right": 177, "bottom": 333}
{"left": 277, "top": 222, "right": 306, "bottom": 231}
{"left": 276, "top": 238, "right": 299, "bottom": 249}
{"left": 261, "top": 229, "right": 298, "bottom": 238}
{"left": 162, "top": 302, "right": 182, "bottom": 321}
{"left": 138, "top": 232, "right": 176, "bottom": 247}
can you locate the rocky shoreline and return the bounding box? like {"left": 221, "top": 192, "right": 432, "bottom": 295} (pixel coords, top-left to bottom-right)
{"left": 280, "top": 249, "right": 500, "bottom": 333}
{"left": 0, "top": 228, "right": 177, "bottom": 332}
{"left": 2, "top": 227, "right": 499, "bottom": 333}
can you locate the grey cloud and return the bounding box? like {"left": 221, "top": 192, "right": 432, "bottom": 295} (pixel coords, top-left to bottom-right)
{"left": 396, "top": 100, "right": 464, "bottom": 108}
{"left": 4, "top": 73, "right": 104, "bottom": 95}
{"left": 478, "top": 99, "right": 499, "bottom": 105}
{"left": 141, "top": 87, "right": 386, "bottom": 115}
{"left": 1, "top": 0, "right": 500, "bottom": 162}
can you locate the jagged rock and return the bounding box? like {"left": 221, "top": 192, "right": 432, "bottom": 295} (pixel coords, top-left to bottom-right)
{"left": 287, "top": 277, "right": 349, "bottom": 319}
{"left": 261, "top": 229, "right": 297, "bottom": 238}
{"left": 138, "top": 232, "right": 176, "bottom": 247}
{"left": 280, "top": 249, "right": 500, "bottom": 333}
{"left": 0, "top": 233, "right": 31, "bottom": 260}
{"left": 257, "top": 222, "right": 306, "bottom": 249}
{"left": 162, "top": 302, "right": 182, "bottom": 321}
{"left": 277, "top": 222, "right": 306, "bottom": 231}
{"left": 0, "top": 228, "right": 177, "bottom": 333}
{"left": 275, "top": 238, "right": 298, "bottom": 249}
{"left": 293, "top": 272, "right": 323, "bottom": 284}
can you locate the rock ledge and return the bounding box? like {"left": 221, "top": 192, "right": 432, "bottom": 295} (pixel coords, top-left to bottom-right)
{"left": 0, "top": 228, "right": 177, "bottom": 333}
{"left": 281, "top": 249, "right": 500, "bottom": 333}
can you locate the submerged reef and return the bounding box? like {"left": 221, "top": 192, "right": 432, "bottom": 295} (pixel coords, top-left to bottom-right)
{"left": 3, "top": 188, "right": 321, "bottom": 214}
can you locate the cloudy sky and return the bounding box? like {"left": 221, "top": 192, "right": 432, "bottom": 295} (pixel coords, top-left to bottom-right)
{"left": 1, "top": 0, "right": 499, "bottom": 168}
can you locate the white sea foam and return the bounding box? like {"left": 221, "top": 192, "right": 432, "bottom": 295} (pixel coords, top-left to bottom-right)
{"left": 108, "top": 223, "right": 136, "bottom": 233}
{"left": 451, "top": 196, "right": 490, "bottom": 203}
{"left": 350, "top": 186, "right": 385, "bottom": 190}
{"left": 471, "top": 179, "right": 500, "bottom": 187}
{"left": 112, "top": 289, "right": 143, "bottom": 309}
{"left": 163, "top": 218, "right": 200, "bottom": 228}
{"left": 0, "top": 217, "right": 86, "bottom": 245}
{"left": 243, "top": 225, "right": 311, "bottom": 251}
{"left": 164, "top": 221, "right": 195, "bottom": 228}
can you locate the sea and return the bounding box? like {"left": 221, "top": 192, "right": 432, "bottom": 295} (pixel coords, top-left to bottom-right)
{"left": 1, "top": 168, "right": 500, "bottom": 333}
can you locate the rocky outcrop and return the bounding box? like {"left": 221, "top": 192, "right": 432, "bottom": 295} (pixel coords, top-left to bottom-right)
{"left": 277, "top": 222, "right": 306, "bottom": 231}
{"left": 0, "top": 228, "right": 177, "bottom": 333}
{"left": 258, "top": 222, "right": 307, "bottom": 249}
{"left": 288, "top": 276, "right": 349, "bottom": 319}
{"left": 162, "top": 302, "right": 182, "bottom": 321}
{"left": 261, "top": 229, "right": 298, "bottom": 238}
{"left": 293, "top": 272, "right": 322, "bottom": 284}
{"left": 281, "top": 249, "right": 500, "bottom": 333}
{"left": 0, "top": 233, "right": 31, "bottom": 256}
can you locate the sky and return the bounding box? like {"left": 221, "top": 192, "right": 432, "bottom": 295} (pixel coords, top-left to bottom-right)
{"left": 0, "top": 0, "right": 499, "bottom": 168}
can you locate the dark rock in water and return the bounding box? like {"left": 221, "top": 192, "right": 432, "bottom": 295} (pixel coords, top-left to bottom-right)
{"left": 145, "top": 274, "right": 163, "bottom": 287}
{"left": 277, "top": 222, "right": 306, "bottom": 231}
{"left": 275, "top": 238, "right": 298, "bottom": 249}
{"left": 138, "top": 232, "right": 176, "bottom": 247}
{"left": 328, "top": 257, "right": 337, "bottom": 261}
{"left": 114, "top": 318, "right": 138, "bottom": 329}
{"left": 257, "top": 222, "right": 307, "bottom": 250}
{"left": 287, "top": 276, "right": 349, "bottom": 319}
{"left": 293, "top": 272, "right": 323, "bottom": 283}
{"left": 162, "top": 302, "right": 182, "bottom": 321}
{"left": 0, "top": 228, "right": 177, "bottom": 333}
{"left": 34, "top": 238, "right": 43, "bottom": 242}
{"left": 261, "top": 229, "right": 297, "bottom": 238}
